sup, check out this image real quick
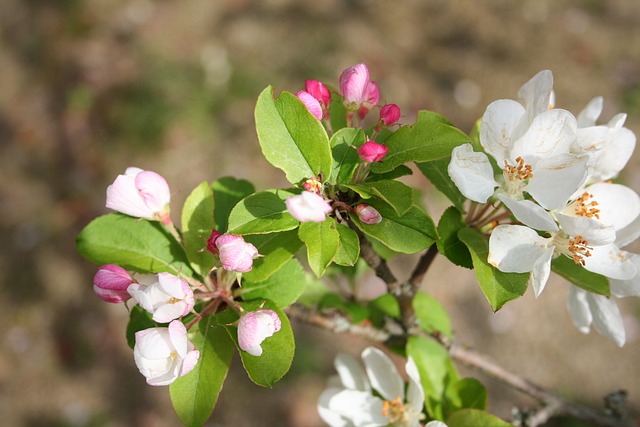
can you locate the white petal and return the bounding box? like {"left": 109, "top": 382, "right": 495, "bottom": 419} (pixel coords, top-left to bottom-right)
{"left": 425, "top": 422, "right": 449, "bottom": 427}
{"left": 106, "top": 174, "right": 154, "bottom": 219}
{"left": 511, "top": 109, "right": 577, "bottom": 166}
{"left": 318, "top": 387, "right": 354, "bottom": 427}
{"left": 448, "top": 144, "right": 498, "bottom": 203}
{"left": 610, "top": 253, "right": 640, "bottom": 298}
{"left": 526, "top": 154, "right": 588, "bottom": 211}
{"left": 615, "top": 214, "right": 640, "bottom": 249}
{"left": 480, "top": 99, "right": 527, "bottom": 164}
{"left": 135, "top": 170, "right": 171, "bottom": 213}
{"left": 488, "top": 225, "right": 552, "bottom": 274}
{"left": 567, "top": 286, "right": 592, "bottom": 334}
{"left": 405, "top": 357, "right": 425, "bottom": 416}
{"left": 587, "top": 183, "right": 640, "bottom": 231}
{"left": 587, "top": 293, "right": 626, "bottom": 347}
{"left": 590, "top": 127, "right": 636, "bottom": 182}
{"left": 575, "top": 125, "right": 611, "bottom": 153}
{"left": 497, "top": 194, "right": 558, "bottom": 232}
{"left": 335, "top": 353, "right": 370, "bottom": 392}
{"left": 517, "top": 69, "right": 554, "bottom": 120}
{"left": 577, "top": 96, "right": 603, "bottom": 127}
{"left": 555, "top": 213, "right": 615, "bottom": 246}
{"left": 327, "top": 389, "right": 388, "bottom": 426}
{"left": 361, "top": 347, "right": 404, "bottom": 403}
{"left": 582, "top": 244, "right": 637, "bottom": 280}
{"left": 530, "top": 246, "right": 555, "bottom": 297}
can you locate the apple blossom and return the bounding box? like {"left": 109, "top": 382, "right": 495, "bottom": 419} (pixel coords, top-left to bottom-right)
{"left": 128, "top": 272, "right": 195, "bottom": 323}
{"left": 355, "top": 204, "right": 382, "bottom": 225}
{"left": 106, "top": 167, "right": 171, "bottom": 224}
{"left": 339, "top": 63, "right": 379, "bottom": 116}
{"left": 133, "top": 320, "right": 200, "bottom": 386}
{"left": 379, "top": 104, "right": 401, "bottom": 126}
{"left": 93, "top": 264, "right": 134, "bottom": 303}
{"left": 237, "top": 309, "right": 281, "bottom": 356}
{"left": 358, "top": 140, "right": 389, "bottom": 163}
{"left": 297, "top": 90, "right": 324, "bottom": 120}
{"left": 306, "top": 79, "right": 331, "bottom": 113}
{"left": 215, "top": 234, "right": 259, "bottom": 273}
{"left": 567, "top": 286, "right": 625, "bottom": 347}
{"left": 286, "top": 191, "right": 333, "bottom": 223}
{"left": 318, "top": 347, "right": 424, "bottom": 427}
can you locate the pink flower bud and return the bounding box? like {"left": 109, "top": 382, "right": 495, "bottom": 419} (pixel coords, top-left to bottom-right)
{"left": 286, "top": 191, "right": 333, "bottom": 223}
{"left": 133, "top": 320, "right": 200, "bottom": 386}
{"left": 357, "top": 81, "right": 380, "bottom": 120}
{"left": 355, "top": 204, "right": 382, "bottom": 225}
{"left": 296, "top": 90, "right": 323, "bottom": 120}
{"left": 206, "top": 229, "right": 222, "bottom": 255}
{"left": 238, "top": 309, "right": 282, "bottom": 356}
{"left": 127, "top": 272, "right": 195, "bottom": 323}
{"left": 215, "top": 234, "right": 259, "bottom": 273}
{"left": 358, "top": 140, "right": 389, "bottom": 163}
{"left": 93, "top": 264, "right": 134, "bottom": 303}
{"left": 106, "top": 167, "right": 171, "bottom": 223}
{"left": 305, "top": 80, "right": 331, "bottom": 108}
{"left": 379, "top": 104, "right": 401, "bottom": 126}
{"left": 339, "top": 63, "right": 376, "bottom": 107}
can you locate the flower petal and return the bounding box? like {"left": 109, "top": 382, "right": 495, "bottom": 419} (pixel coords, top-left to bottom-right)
{"left": 327, "top": 389, "right": 388, "bottom": 427}
{"left": 530, "top": 245, "right": 555, "bottom": 297}
{"left": 405, "top": 357, "right": 425, "bottom": 417}
{"left": 335, "top": 353, "right": 370, "bottom": 392}
{"left": 555, "top": 213, "right": 615, "bottom": 246}
{"left": 497, "top": 194, "right": 558, "bottom": 232}
{"left": 511, "top": 109, "right": 577, "bottom": 166}
{"left": 587, "top": 293, "right": 626, "bottom": 347}
{"left": 448, "top": 144, "right": 498, "bottom": 203}
{"left": 567, "top": 286, "right": 592, "bottom": 334}
{"left": 488, "top": 225, "right": 552, "bottom": 274}
{"left": 361, "top": 347, "right": 404, "bottom": 403}
{"left": 318, "top": 388, "right": 354, "bottom": 427}
{"left": 588, "top": 183, "right": 640, "bottom": 231}
{"left": 610, "top": 252, "right": 640, "bottom": 298}
{"left": 577, "top": 96, "right": 603, "bottom": 127}
{"left": 135, "top": 170, "right": 171, "bottom": 214}
{"left": 480, "top": 99, "right": 527, "bottom": 164}
{"left": 525, "top": 153, "right": 588, "bottom": 211}
{"left": 517, "top": 69, "right": 554, "bottom": 120}
{"left": 582, "top": 244, "right": 637, "bottom": 280}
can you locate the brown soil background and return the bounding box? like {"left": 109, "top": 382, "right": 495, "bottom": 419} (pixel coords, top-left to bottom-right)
{"left": 1, "top": 1, "right": 639, "bottom": 426}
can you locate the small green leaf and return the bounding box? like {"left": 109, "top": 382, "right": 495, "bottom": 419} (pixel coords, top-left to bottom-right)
{"left": 126, "top": 305, "right": 157, "bottom": 349}
{"left": 255, "top": 86, "right": 332, "bottom": 184}
{"left": 227, "top": 189, "right": 300, "bottom": 235}
{"left": 552, "top": 256, "right": 610, "bottom": 296}
{"left": 329, "top": 92, "right": 347, "bottom": 132}
{"left": 343, "top": 180, "right": 413, "bottom": 216}
{"left": 351, "top": 200, "right": 437, "bottom": 254}
{"left": 329, "top": 127, "right": 366, "bottom": 185}
{"left": 212, "top": 177, "right": 255, "bottom": 233}
{"left": 170, "top": 315, "right": 234, "bottom": 427}
{"left": 240, "top": 258, "right": 306, "bottom": 307}
{"left": 218, "top": 300, "right": 295, "bottom": 387}
{"left": 367, "top": 165, "right": 413, "bottom": 182}
{"left": 318, "top": 293, "right": 370, "bottom": 324}
{"left": 416, "top": 158, "right": 467, "bottom": 212}
{"left": 413, "top": 291, "right": 453, "bottom": 338}
{"left": 447, "top": 409, "right": 512, "bottom": 427}
{"left": 368, "top": 293, "right": 400, "bottom": 328}
{"left": 445, "top": 378, "right": 488, "bottom": 413}
{"left": 243, "top": 230, "right": 304, "bottom": 283}
{"left": 458, "top": 227, "right": 528, "bottom": 311}
{"left": 437, "top": 207, "right": 473, "bottom": 269}
{"left": 333, "top": 223, "right": 360, "bottom": 266}
{"left": 181, "top": 182, "right": 215, "bottom": 277}
{"left": 76, "top": 213, "right": 193, "bottom": 276}
{"left": 298, "top": 218, "right": 340, "bottom": 277}
{"left": 369, "top": 111, "right": 471, "bottom": 173}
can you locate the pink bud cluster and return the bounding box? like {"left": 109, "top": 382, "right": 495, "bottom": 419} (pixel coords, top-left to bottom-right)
{"left": 296, "top": 80, "right": 332, "bottom": 120}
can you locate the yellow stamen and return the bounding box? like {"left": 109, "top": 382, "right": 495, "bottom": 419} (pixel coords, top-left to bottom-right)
{"left": 574, "top": 192, "right": 600, "bottom": 219}
{"left": 568, "top": 236, "right": 592, "bottom": 266}
{"left": 382, "top": 397, "right": 406, "bottom": 424}
{"left": 503, "top": 156, "right": 534, "bottom": 182}
{"left": 168, "top": 297, "right": 181, "bottom": 304}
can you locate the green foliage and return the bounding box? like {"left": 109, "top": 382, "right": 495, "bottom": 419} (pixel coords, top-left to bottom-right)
{"left": 333, "top": 223, "right": 360, "bottom": 266}
{"left": 212, "top": 177, "right": 255, "bottom": 233}
{"left": 447, "top": 409, "right": 512, "bottom": 427}
{"left": 458, "top": 227, "right": 528, "bottom": 311}
{"left": 227, "top": 189, "right": 300, "bottom": 235}
{"left": 76, "top": 213, "right": 193, "bottom": 276}
{"left": 181, "top": 181, "right": 216, "bottom": 277}
{"left": 552, "top": 255, "right": 610, "bottom": 296}
{"left": 413, "top": 291, "right": 453, "bottom": 339}
{"left": 170, "top": 315, "right": 234, "bottom": 427}
{"left": 329, "top": 127, "right": 366, "bottom": 184}
{"left": 243, "top": 230, "right": 303, "bottom": 282}
{"left": 342, "top": 180, "right": 413, "bottom": 216}
{"left": 255, "top": 86, "right": 332, "bottom": 184}
{"left": 436, "top": 207, "right": 473, "bottom": 269}
{"left": 298, "top": 218, "right": 341, "bottom": 277}
{"left": 240, "top": 258, "right": 306, "bottom": 307}
{"left": 126, "top": 305, "right": 157, "bottom": 349}
{"left": 445, "top": 378, "right": 488, "bottom": 413}
{"left": 416, "top": 158, "right": 467, "bottom": 212}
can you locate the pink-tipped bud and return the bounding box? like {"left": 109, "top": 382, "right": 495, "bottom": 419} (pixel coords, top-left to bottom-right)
{"left": 215, "top": 234, "right": 259, "bottom": 273}
{"left": 355, "top": 204, "right": 382, "bottom": 225}
{"left": 379, "top": 104, "right": 401, "bottom": 126}
{"left": 206, "top": 229, "right": 222, "bottom": 255}
{"left": 93, "top": 264, "right": 134, "bottom": 303}
{"left": 305, "top": 80, "right": 331, "bottom": 108}
{"left": 296, "top": 90, "right": 323, "bottom": 120}
{"left": 106, "top": 167, "right": 171, "bottom": 223}
{"left": 238, "top": 309, "right": 282, "bottom": 356}
{"left": 286, "top": 191, "right": 333, "bottom": 223}
{"left": 358, "top": 140, "right": 389, "bottom": 163}
{"left": 339, "top": 63, "right": 378, "bottom": 109}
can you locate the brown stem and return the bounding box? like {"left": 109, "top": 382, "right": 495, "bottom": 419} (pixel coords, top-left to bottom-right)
{"left": 409, "top": 244, "right": 439, "bottom": 291}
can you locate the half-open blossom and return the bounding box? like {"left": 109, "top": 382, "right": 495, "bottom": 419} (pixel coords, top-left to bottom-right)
{"left": 358, "top": 140, "right": 388, "bottom": 163}
{"left": 339, "top": 63, "right": 379, "bottom": 116}
{"left": 215, "top": 234, "right": 259, "bottom": 273}
{"left": 237, "top": 309, "right": 282, "bottom": 356}
{"left": 318, "top": 347, "right": 424, "bottom": 427}
{"left": 379, "top": 104, "right": 401, "bottom": 126}
{"left": 355, "top": 204, "right": 382, "bottom": 225}
{"left": 306, "top": 80, "right": 331, "bottom": 110}
{"left": 128, "top": 272, "right": 195, "bottom": 323}
{"left": 93, "top": 264, "right": 134, "bottom": 303}
{"left": 286, "top": 191, "right": 333, "bottom": 223}
{"left": 297, "top": 90, "right": 324, "bottom": 120}
{"left": 133, "top": 320, "right": 200, "bottom": 386}
{"left": 106, "top": 167, "right": 171, "bottom": 224}
{"left": 567, "top": 286, "right": 625, "bottom": 347}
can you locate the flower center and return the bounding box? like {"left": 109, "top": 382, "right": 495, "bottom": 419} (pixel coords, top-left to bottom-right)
{"left": 567, "top": 236, "right": 593, "bottom": 266}
{"left": 303, "top": 177, "right": 323, "bottom": 195}
{"left": 170, "top": 351, "right": 177, "bottom": 360}
{"left": 573, "top": 192, "right": 600, "bottom": 219}
{"left": 382, "top": 397, "right": 407, "bottom": 425}
{"left": 168, "top": 297, "right": 181, "bottom": 304}
{"left": 502, "top": 156, "right": 533, "bottom": 195}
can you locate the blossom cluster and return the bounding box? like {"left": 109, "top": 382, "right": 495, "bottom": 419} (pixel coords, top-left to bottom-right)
{"left": 448, "top": 70, "right": 639, "bottom": 346}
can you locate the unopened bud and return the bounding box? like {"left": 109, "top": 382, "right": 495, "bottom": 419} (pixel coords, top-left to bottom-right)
{"left": 93, "top": 264, "right": 134, "bottom": 303}
{"left": 355, "top": 204, "right": 382, "bottom": 224}
{"left": 238, "top": 309, "right": 282, "bottom": 356}
{"left": 358, "top": 140, "right": 388, "bottom": 163}
{"left": 379, "top": 104, "right": 400, "bottom": 126}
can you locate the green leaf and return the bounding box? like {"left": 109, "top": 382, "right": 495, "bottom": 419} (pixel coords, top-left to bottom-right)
{"left": 328, "top": 127, "right": 366, "bottom": 185}
{"left": 329, "top": 91, "right": 347, "bottom": 132}
{"left": 170, "top": 315, "right": 234, "bottom": 427}
{"left": 436, "top": 207, "right": 473, "bottom": 269}
{"left": 240, "top": 258, "right": 306, "bottom": 307}
{"left": 255, "top": 86, "right": 332, "bottom": 184}
{"left": 125, "top": 305, "right": 157, "bottom": 349}
{"left": 343, "top": 180, "right": 413, "bottom": 216}
{"left": 351, "top": 200, "right": 437, "bottom": 254}
{"left": 318, "top": 293, "right": 370, "bottom": 324}
{"left": 212, "top": 177, "right": 255, "bottom": 233}
{"left": 447, "top": 409, "right": 512, "bottom": 427}
{"left": 243, "top": 230, "right": 304, "bottom": 283}
{"left": 76, "top": 213, "right": 193, "bottom": 276}
{"left": 369, "top": 110, "right": 470, "bottom": 173}
{"left": 413, "top": 291, "right": 453, "bottom": 339}
{"left": 445, "top": 378, "right": 488, "bottom": 413}
{"left": 552, "top": 255, "right": 610, "bottom": 296}
{"left": 333, "top": 223, "right": 360, "bottom": 266}
{"left": 367, "top": 165, "right": 413, "bottom": 182}
{"left": 458, "top": 227, "right": 528, "bottom": 311}
{"left": 227, "top": 189, "right": 300, "bottom": 235}
{"left": 218, "top": 300, "right": 295, "bottom": 387}
{"left": 298, "top": 218, "right": 340, "bottom": 277}
{"left": 416, "top": 158, "right": 467, "bottom": 212}
{"left": 181, "top": 182, "right": 215, "bottom": 277}
{"left": 368, "top": 293, "right": 400, "bottom": 328}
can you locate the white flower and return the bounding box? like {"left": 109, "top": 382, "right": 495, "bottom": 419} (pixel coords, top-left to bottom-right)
{"left": 286, "top": 191, "right": 333, "bottom": 223}
{"left": 318, "top": 347, "right": 424, "bottom": 427}
{"left": 237, "top": 309, "right": 282, "bottom": 356}
{"left": 133, "top": 320, "right": 200, "bottom": 386}
{"left": 567, "top": 286, "right": 625, "bottom": 347}
{"left": 106, "top": 167, "right": 171, "bottom": 223}
{"left": 128, "top": 272, "right": 195, "bottom": 323}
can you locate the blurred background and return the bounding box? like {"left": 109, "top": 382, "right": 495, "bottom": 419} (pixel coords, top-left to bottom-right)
{"left": 1, "top": 0, "right": 639, "bottom": 426}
